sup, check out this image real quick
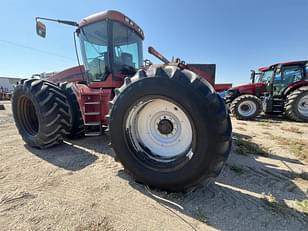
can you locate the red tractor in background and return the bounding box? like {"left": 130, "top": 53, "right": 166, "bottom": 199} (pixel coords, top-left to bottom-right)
{"left": 12, "top": 10, "right": 232, "bottom": 192}
{"left": 224, "top": 61, "right": 308, "bottom": 121}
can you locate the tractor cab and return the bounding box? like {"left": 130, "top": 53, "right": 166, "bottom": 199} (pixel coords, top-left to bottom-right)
{"left": 35, "top": 11, "right": 144, "bottom": 87}
{"left": 78, "top": 11, "right": 144, "bottom": 83}
{"left": 259, "top": 61, "right": 308, "bottom": 97}
{"left": 260, "top": 61, "right": 308, "bottom": 114}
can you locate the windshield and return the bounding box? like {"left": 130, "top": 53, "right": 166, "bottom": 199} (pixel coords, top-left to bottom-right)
{"left": 257, "top": 70, "right": 274, "bottom": 83}
{"left": 79, "top": 21, "right": 109, "bottom": 81}
{"left": 112, "top": 21, "right": 143, "bottom": 75}
{"left": 79, "top": 20, "right": 143, "bottom": 82}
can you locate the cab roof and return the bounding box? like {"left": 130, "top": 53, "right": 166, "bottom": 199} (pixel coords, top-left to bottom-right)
{"left": 79, "top": 10, "right": 144, "bottom": 40}
{"left": 258, "top": 60, "right": 308, "bottom": 72}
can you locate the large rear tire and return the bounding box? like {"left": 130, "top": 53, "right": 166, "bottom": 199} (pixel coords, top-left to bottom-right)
{"left": 109, "top": 66, "right": 232, "bottom": 192}
{"left": 230, "top": 94, "right": 262, "bottom": 120}
{"left": 284, "top": 86, "right": 308, "bottom": 122}
{"left": 12, "top": 79, "right": 72, "bottom": 148}
{"left": 60, "top": 82, "right": 84, "bottom": 138}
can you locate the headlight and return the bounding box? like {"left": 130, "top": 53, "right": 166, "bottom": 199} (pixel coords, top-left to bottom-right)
{"left": 218, "top": 91, "right": 226, "bottom": 98}
{"left": 225, "top": 90, "right": 235, "bottom": 97}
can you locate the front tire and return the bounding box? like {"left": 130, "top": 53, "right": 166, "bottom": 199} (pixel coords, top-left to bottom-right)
{"left": 230, "top": 94, "right": 262, "bottom": 120}
{"left": 12, "top": 79, "right": 72, "bottom": 148}
{"left": 109, "top": 66, "right": 232, "bottom": 192}
{"left": 284, "top": 86, "right": 308, "bottom": 122}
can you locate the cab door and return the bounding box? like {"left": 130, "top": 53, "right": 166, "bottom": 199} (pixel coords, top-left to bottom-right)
{"left": 273, "top": 65, "right": 304, "bottom": 96}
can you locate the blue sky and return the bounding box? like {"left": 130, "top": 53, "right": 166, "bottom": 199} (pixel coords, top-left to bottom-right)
{"left": 0, "top": 0, "right": 307, "bottom": 85}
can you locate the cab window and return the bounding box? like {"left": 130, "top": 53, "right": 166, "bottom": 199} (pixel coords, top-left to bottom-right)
{"left": 282, "top": 66, "right": 303, "bottom": 85}
{"left": 273, "top": 66, "right": 303, "bottom": 95}
{"left": 112, "top": 21, "right": 143, "bottom": 75}
{"left": 258, "top": 70, "right": 273, "bottom": 83}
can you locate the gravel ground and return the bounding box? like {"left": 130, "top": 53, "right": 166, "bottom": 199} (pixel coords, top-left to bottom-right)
{"left": 0, "top": 100, "right": 307, "bottom": 230}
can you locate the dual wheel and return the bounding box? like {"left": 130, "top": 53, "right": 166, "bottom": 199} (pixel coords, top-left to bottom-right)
{"left": 12, "top": 66, "right": 232, "bottom": 192}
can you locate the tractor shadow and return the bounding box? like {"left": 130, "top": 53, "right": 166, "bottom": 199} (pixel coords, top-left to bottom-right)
{"left": 24, "top": 134, "right": 114, "bottom": 171}
{"left": 25, "top": 141, "right": 98, "bottom": 171}
{"left": 116, "top": 134, "right": 308, "bottom": 230}
{"left": 67, "top": 134, "right": 116, "bottom": 159}
{"left": 24, "top": 132, "right": 308, "bottom": 230}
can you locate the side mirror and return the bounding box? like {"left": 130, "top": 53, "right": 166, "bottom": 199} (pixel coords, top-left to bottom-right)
{"left": 36, "top": 21, "right": 46, "bottom": 38}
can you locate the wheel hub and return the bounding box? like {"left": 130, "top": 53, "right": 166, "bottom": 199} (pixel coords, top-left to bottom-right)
{"left": 298, "top": 95, "right": 308, "bottom": 117}
{"left": 126, "top": 98, "right": 193, "bottom": 161}
{"left": 157, "top": 118, "right": 174, "bottom": 135}
{"left": 240, "top": 104, "right": 250, "bottom": 111}
{"left": 238, "top": 100, "right": 257, "bottom": 117}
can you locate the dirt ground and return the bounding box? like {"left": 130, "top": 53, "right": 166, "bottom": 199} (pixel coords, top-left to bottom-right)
{"left": 0, "top": 100, "right": 307, "bottom": 231}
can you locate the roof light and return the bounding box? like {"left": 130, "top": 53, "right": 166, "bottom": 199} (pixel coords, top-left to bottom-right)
{"left": 124, "top": 17, "right": 130, "bottom": 23}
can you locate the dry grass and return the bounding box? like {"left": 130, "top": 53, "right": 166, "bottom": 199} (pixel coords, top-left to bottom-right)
{"left": 75, "top": 217, "right": 114, "bottom": 231}
{"left": 296, "top": 200, "right": 308, "bottom": 214}
{"left": 261, "top": 192, "right": 278, "bottom": 206}
{"left": 237, "top": 122, "right": 248, "bottom": 125}
{"left": 280, "top": 126, "right": 304, "bottom": 134}
{"left": 235, "top": 126, "right": 247, "bottom": 131}
{"left": 295, "top": 172, "right": 308, "bottom": 181}
{"left": 261, "top": 193, "right": 308, "bottom": 220}
{"left": 258, "top": 122, "right": 271, "bottom": 128}
{"left": 271, "top": 136, "right": 307, "bottom": 162}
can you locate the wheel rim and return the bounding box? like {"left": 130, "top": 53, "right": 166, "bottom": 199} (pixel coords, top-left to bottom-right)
{"left": 238, "top": 100, "right": 257, "bottom": 117}
{"left": 297, "top": 95, "right": 308, "bottom": 117}
{"left": 125, "top": 98, "right": 193, "bottom": 163}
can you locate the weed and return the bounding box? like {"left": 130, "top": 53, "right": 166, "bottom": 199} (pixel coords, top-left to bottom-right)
{"left": 233, "top": 136, "right": 269, "bottom": 156}
{"left": 261, "top": 192, "right": 277, "bottom": 205}
{"left": 261, "top": 193, "right": 308, "bottom": 222}
{"left": 228, "top": 164, "right": 244, "bottom": 175}
{"left": 296, "top": 199, "right": 308, "bottom": 214}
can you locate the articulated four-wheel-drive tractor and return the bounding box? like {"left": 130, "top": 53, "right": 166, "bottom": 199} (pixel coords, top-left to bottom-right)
{"left": 12, "top": 10, "right": 232, "bottom": 192}
{"left": 224, "top": 61, "right": 308, "bottom": 121}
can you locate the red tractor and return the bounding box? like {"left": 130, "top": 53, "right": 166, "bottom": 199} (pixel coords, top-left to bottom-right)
{"left": 12, "top": 10, "right": 232, "bottom": 192}
{"left": 224, "top": 61, "right": 308, "bottom": 121}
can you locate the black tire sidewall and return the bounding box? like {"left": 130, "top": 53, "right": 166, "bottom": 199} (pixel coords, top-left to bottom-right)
{"left": 231, "top": 95, "right": 261, "bottom": 120}
{"left": 12, "top": 84, "right": 44, "bottom": 147}
{"left": 12, "top": 80, "right": 71, "bottom": 148}
{"left": 110, "top": 77, "right": 225, "bottom": 190}
{"left": 60, "top": 82, "right": 84, "bottom": 138}
{"left": 292, "top": 90, "right": 308, "bottom": 121}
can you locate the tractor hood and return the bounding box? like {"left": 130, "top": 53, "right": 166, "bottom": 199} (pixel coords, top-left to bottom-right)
{"left": 47, "top": 66, "right": 86, "bottom": 84}
{"left": 224, "top": 82, "right": 266, "bottom": 101}
{"left": 230, "top": 82, "right": 266, "bottom": 94}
